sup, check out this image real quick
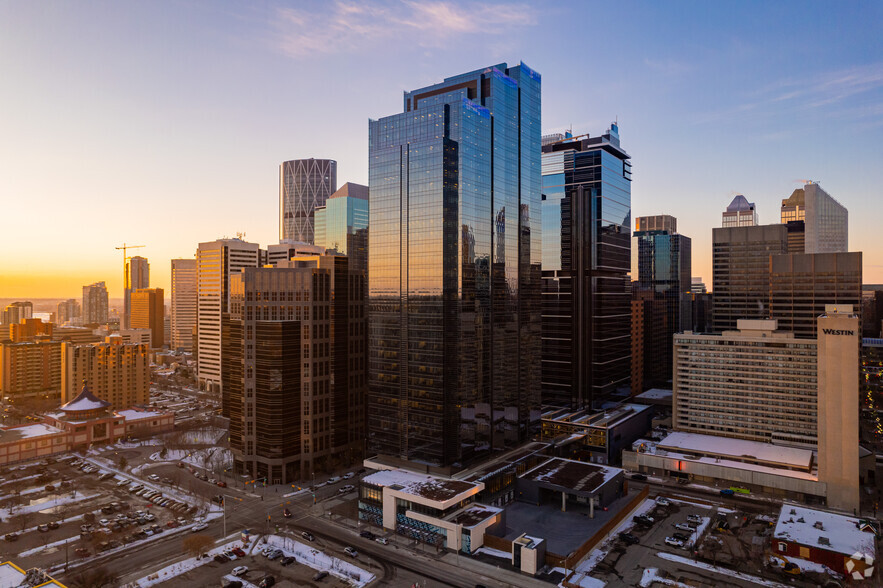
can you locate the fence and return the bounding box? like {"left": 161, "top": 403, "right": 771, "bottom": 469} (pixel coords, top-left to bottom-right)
{"left": 482, "top": 533, "right": 513, "bottom": 554}
{"left": 559, "top": 485, "right": 650, "bottom": 586}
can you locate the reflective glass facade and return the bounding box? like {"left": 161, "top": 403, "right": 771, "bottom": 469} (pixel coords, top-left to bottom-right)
{"left": 279, "top": 158, "right": 337, "bottom": 244}
{"left": 631, "top": 226, "right": 691, "bottom": 388}
{"left": 315, "top": 182, "right": 369, "bottom": 273}
{"left": 368, "top": 63, "right": 541, "bottom": 468}
{"left": 541, "top": 127, "right": 632, "bottom": 409}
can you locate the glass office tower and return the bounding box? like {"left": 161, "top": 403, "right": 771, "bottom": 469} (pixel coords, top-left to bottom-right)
{"left": 632, "top": 216, "right": 692, "bottom": 388}
{"left": 541, "top": 126, "right": 632, "bottom": 409}
{"left": 368, "top": 62, "right": 541, "bottom": 469}
{"left": 279, "top": 158, "right": 337, "bottom": 244}
{"left": 314, "top": 182, "right": 369, "bottom": 273}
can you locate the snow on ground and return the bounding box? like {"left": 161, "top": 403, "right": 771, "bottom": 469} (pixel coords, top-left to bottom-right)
{"left": 639, "top": 568, "right": 690, "bottom": 587}
{"left": 221, "top": 575, "right": 259, "bottom": 588}
{"left": 145, "top": 447, "right": 232, "bottom": 472}
{"left": 560, "top": 573, "right": 606, "bottom": 588}
{"left": 133, "top": 537, "right": 243, "bottom": 587}
{"left": 18, "top": 535, "right": 79, "bottom": 557}
{"left": 265, "top": 534, "right": 375, "bottom": 587}
{"left": 0, "top": 491, "right": 99, "bottom": 518}
{"left": 475, "top": 546, "right": 511, "bottom": 559}
{"left": 717, "top": 507, "right": 737, "bottom": 514}
{"left": 571, "top": 498, "right": 657, "bottom": 577}
{"left": 667, "top": 496, "right": 713, "bottom": 510}
{"left": 687, "top": 516, "right": 711, "bottom": 545}
{"left": 656, "top": 552, "right": 792, "bottom": 588}
{"left": 769, "top": 555, "right": 839, "bottom": 577}
{"left": 0, "top": 474, "right": 39, "bottom": 487}
{"left": 174, "top": 427, "right": 225, "bottom": 445}
{"left": 81, "top": 456, "right": 221, "bottom": 513}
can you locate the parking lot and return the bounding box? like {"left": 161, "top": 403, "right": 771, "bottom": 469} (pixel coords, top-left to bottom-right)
{"left": 0, "top": 454, "right": 208, "bottom": 571}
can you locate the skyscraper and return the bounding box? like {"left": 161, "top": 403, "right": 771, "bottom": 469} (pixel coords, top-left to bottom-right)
{"left": 56, "top": 299, "right": 81, "bottom": 325}
{"left": 632, "top": 215, "right": 691, "bottom": 389}
{"left": 780, "top": 181, "right": 848, "bottom": 254}
{"left": 541, "top": 126, "right": 632, "bottom": 408}
{"left": 82, "top": 282, "right": 109, "bottom": 325}
{"left": 196, "top": 238, "right": 261, "bottom": 393}
{"left": 1, "top": 302, "right": 33, "bottom": 325}
{"left": 279, "top": 158, "right": 337, "bottom": 244}
{"left": 722, "top": 194, "right": 758, "bottom": 227}
{"left": 711, "top": 224, "right": 788, "bottom": 332}
{"left": 130, "top": 288, "right": 164, "bottom": 348}
{"left": 223, "top": 254, "right": 366, "bottom": 483}
{"left": 123, "top": 256, "right": 149, "bottom": 329}
{"left": 314, "top": 182, "right": 369, "bottom": 273}
{"left": 368, "top": 62, "right": 542, "bottom": 468}
{"left": 170, "top": 258, "right": 197, "bottom": 351}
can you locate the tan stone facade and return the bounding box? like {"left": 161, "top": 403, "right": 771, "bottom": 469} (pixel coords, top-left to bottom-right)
{"left": 62, "top": 341, "right": 149, "bottom": 408}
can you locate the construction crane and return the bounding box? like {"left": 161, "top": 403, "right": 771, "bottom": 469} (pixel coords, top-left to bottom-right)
{"left": 115, "top": 243, "right": 145, "bottom": 328}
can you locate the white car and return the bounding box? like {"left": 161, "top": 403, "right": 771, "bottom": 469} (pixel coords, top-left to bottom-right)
{"left": 232, "top": 565, "right": 248, "bottom": 576}
{"left": 327, "top": 476, "right": 341, "bottom": 484}
{"left": 344, "top": 546, "right": 358, "bottom": 558}
{"left": 656, "top": 497, "right": 671, "bottom": 506}
{"left": 687, "top": 514, "right": 704, "bottom": 524}
{"left": 148, "top": 474, "right": 160, "bottom": 482}
{"left": 675, "top": 522, "right": 696, "bottom": 532}
{"left": 665, "top": 536, "right": 685, "bottom": 548}
{"left": 338, "top": 485, "right": 355, "bottom": 494}
{"left": 191, "top": 522, "right": 208, "bottom": 532}
{"left": 343, "top": 472, "right": 354, "bottom": 479}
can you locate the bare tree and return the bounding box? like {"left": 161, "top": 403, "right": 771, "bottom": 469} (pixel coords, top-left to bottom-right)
{"left": 11, "top": 512, "right": 34, "bottom": 532}
{"left": 67, "top": 566, "right": 118, "bottom": 588}
{"left": 182, "top": 534, "right": 215, "bottom": 559}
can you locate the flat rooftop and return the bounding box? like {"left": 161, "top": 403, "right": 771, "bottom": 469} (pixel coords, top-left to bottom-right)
{"left": 540, "top": 403, "right": 651, "bottom": 429}
{"left": 446, "top": 504, "right": 502, "bottom": 528}
{"left": 635, "top": 388, "right": 673, "bottom": 402}
{"left": 0, "top": 423, "right": 65, "bottom": 443}
{"left": 362, "top": 469, "right": 480, "bottom": 502}
{"left": 775, "top": 504, "right": 876, "bottom": 557}
{"left": 520, "top": 458, "right": 621, "bottom": 494}
{"left": 655, "top": 431, "right": 814, "bottom": 470}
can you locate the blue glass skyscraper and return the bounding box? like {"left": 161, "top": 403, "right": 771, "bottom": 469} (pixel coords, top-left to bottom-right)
{"left": 541, "top": 126, "right": 632, "bottom": 409}
{"left": 315, "top": 182, "right": 369, "bottom": 272}
{"left": 368, "top": 63, "right": 541, "bottom": 468}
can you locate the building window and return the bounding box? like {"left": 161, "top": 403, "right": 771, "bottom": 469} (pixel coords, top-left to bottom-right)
{"left": 778, "top": 542, "right": 786, "bottom": 553}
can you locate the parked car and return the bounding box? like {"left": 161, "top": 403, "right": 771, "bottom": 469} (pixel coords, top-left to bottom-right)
{"left": 720, "top": 488, "right": 735, "bottom": 496}
{"left": 664, "top": 536, "right": 685, "bottom": 548}
{"left": 37, "top": 524, "right": 50, "bottom": 533}
{"left": 674, "top": 523, "right": 696, "bottom": 532}
{"left": 258, "top": 576, "right": 276, "bottom": 588}
{"left": 48, "top": 521, "right": 60, "bottom": 530}
{"left": 301, "top": 531, "right": 314, "bottom": 542}
{"left": 618, "top": 532, "right": 639, "bottom": 545}
{"left": 99, "top": 472, "right": 115, "bottom": 481}
{"left": 117, "top": 479, "right": 131, "bottom": 487}
{"left": 74, "top": 548, "right": 90, "bottom": 557}
{"left": 214, "top": 554, "right": 230, "bottom": 563}
{"left": 655, "top": 497, "right": 671, "bottom": 506}
{"left": 359, "top": 530, "right": 376, "bottom": 540}
{"left": 232, "top": 547, "right": 246, "bottom": 558}
{"left": 671, "top": 532, "right": 690, "bottom": 542}
{"left": 217, "top": 481, "right": 227, "bottom": 488}
{"left": 343, "top": 472, "right": 355, "bottom": 479}
{"left": 266, "top": 549, "right": 283, "bottom": 561}
{"left": 339, "top": 485, "right": 355, "bottom": 494}
{"left": 313, "top": 571, "right": 329, "bottom": 581}
{"left": 231, "top": 566, "right": 248, "bottom": 577}
{"left": 634, "top": 515, "right": 655, "bottom": 526}
{"left": 327, "top": 476, "right": 341, "bottom": 484}
{"left": 375, "top": 537, "right": 389, "bottom": 545}
{"left": 280, "top": 556, "right": 295, "bottom": 566}
{"left": 192, "top": 522, "right": 208, "bottom": 532}
{"left": 687, "top": 514, "right": 703, "bottom": 524}
{"left": 344, "top": 546, "right": 358, "bottom": 558}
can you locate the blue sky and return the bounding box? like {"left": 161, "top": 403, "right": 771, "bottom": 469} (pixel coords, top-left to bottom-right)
{"left": 1, "top": 0, "right": 881, "bottom": 297}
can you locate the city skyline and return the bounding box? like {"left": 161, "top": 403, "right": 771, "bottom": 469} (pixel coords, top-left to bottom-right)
{"left": 2, "top": 1, "right": 882, "bottom": 298}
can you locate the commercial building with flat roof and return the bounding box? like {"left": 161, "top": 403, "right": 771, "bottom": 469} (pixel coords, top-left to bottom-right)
{"left": 540, "top": 403, "right": 653, "bottom": 465}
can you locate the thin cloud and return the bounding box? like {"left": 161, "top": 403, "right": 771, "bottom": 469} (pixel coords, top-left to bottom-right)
{"left": 273, "top": 0, "right": 537, "bottom": 58}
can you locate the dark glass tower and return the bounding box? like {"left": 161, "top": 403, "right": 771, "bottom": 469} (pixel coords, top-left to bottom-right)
{"left": 631, "top": 216, "right": 691, "bottom": 389}
{"left": 540, "top": 126, "right": 632, "bottom": 409}
{"left": 367, "top": 63, "right": 541, "bottom": 469}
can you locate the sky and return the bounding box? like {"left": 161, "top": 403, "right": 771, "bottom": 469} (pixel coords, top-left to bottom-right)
{"left": 1, "top": 0, "right": 882, "bottom": 300}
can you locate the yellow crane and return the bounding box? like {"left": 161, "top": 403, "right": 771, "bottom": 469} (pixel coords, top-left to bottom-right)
{"left": 115, "top": 243, "right": 145, "bottom": 326}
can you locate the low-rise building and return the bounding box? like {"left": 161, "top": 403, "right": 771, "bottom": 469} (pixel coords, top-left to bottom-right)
{"left": 358, "top": 465, "right": 503, "bottom": 554}
{"left": 516, "top": 457, "right": 625, "bottom": 517}
{"left": 0, "top": 561, "right": 66, "bottom": 587}
{"left": 540, "top": 403, "right": 653, "bottom": 465}
{"left": 773, "top": 504, "right": 876, "bottom": 579}
{"left": 0, "top": 423, "right": 69, "bottom": 466}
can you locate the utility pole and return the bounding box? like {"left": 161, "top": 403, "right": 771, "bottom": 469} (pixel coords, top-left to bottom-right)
{"left": 115, "top": 242, "right": 145, "bottom": 329}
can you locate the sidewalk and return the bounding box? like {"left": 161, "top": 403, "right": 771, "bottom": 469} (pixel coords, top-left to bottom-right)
{"left": 438, "top": 551, "right": 552, "bottom": 588}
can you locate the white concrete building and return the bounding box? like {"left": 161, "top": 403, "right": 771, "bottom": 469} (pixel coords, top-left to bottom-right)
{"left": 170, "top": 258, "right": 197, "bottom": 351}
{"left": 196, "top": 238, "right": 261, "bottom": 392}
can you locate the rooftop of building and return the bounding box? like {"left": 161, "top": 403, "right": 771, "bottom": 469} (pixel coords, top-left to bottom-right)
{"left": 540, "top": 403, "right": 652, "bottom": 429}
{"left": 362, "top": 469, "right": 481, "bottom": 503}
{"left": 519, "top": 457, "right": 622, "bottom": 495}
{"left": 115, "top": 408, "right": 168, "bottom": 421}
{"left": 0, "top": 423, "right": 65, "bottom": 444}
{"left": 456, "top": 442, "right": 551, "bottom": 483}
{"left": 329, "top": 182, "right": 368, "bottom": 201}
{"left": 774, "top": 504, "right": 876, "bottom": 557}
{"left": 59, "top": 383, "right": 111, "bottom": 413}
{"left": 446, "top": 503, "right": 502, "bottom": 528}
{"left": 634, "top": 388, "right": 673, "bottom": 402}
{"left": 725, "top": 194, "right": 756, "bottom": 212}
{"left": 632, "top": 431, "right": 815, "bottom": 479}
{"left": 0, "top": 561, "right": 66, "bottom": 587}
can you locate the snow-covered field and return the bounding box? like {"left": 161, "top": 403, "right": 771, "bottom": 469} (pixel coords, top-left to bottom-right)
{"left": 656, "top": 552, "right": 792, "bottom": 587}
{"left": 265, "top": 534, "right": 375, "bottom": 587}
{"left": 145, "top": 447, "right": 232, "bottom": 472}
{"left": 175, "top": 427, "right": 225, "bottom": 445}
{"left": 0, "top": 491, "right": 99, "bottom": 518}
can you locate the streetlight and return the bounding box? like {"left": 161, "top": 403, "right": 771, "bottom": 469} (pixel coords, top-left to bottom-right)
{"left": 222, "top": 494, "right": 242, "bottom": 538}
